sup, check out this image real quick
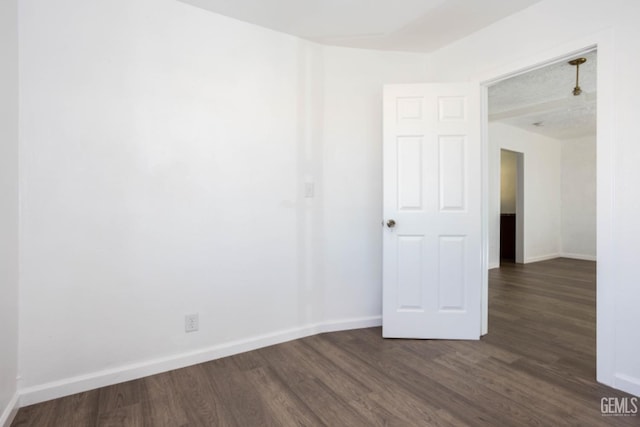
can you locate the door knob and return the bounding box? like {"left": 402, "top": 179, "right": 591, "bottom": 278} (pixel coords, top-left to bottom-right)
{"left": 386, "top": 219, "right": 396, "bottom": 228}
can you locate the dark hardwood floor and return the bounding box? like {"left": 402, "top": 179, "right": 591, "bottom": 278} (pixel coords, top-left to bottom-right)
{"left": 12, "top": 258, "right": 638, "bottom": 426}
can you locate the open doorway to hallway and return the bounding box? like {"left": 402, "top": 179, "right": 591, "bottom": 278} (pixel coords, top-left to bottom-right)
{"left": 486, "top": 49, "right": 597, "bottom": 376}
{"left": 488, "top": 50, "right": 597, "bottom": 267}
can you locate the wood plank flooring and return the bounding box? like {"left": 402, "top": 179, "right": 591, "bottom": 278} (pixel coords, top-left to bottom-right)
{"left": 12, "top": 258, "right": 638, "bottom": 426}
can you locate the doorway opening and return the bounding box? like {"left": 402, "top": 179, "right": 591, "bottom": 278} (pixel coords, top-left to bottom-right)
{"left": 499, "top": 149, "right": 524, "bottom": 264}
{"left": 487, "top": 49, "right": 597, "bottom": 268}
{"left": 484, "top": 48, "right": 598, "bottom": 379}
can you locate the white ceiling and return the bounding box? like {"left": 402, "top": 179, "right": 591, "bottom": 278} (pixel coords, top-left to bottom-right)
{"left": 489, "top": 51, "right": 597, "bottom": 140}
{"left": 179, "top": 0, "right": 543, "bottom": 52}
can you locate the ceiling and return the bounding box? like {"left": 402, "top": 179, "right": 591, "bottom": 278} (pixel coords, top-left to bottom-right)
{"left": 489, "top": 50, "right": 597, "bottom": 140}
{"left": 179, "top": 0, "right": 543, "bottom": 52}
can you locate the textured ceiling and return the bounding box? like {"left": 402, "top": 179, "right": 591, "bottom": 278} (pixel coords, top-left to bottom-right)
{"left": 489, "top": 51, "right": 597, "bottom": 140}
{"left": 179, "top": 0, "right": 543, "bottom": 52}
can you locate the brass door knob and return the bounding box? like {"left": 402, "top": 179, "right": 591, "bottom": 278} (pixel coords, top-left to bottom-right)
{"left": 387, "top": 219, "right": 396, "bottom": 228}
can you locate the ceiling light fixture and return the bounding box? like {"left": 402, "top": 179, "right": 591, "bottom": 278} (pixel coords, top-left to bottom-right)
{"left": 568, "top": 57, "right": 587, "bottom": 96}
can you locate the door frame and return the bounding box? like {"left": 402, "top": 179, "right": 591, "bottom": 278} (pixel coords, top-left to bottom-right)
{"left": 477, "top": 29, "right": 614, "bottom": 386}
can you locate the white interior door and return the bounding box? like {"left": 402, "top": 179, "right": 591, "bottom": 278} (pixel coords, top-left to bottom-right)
{"left": 382, "top": 83, "right": 481, "bottom": 339}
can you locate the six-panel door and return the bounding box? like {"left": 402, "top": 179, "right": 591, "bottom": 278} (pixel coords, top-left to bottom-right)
{"left": 382, "top": 83, "right": 481, "bottom": 339}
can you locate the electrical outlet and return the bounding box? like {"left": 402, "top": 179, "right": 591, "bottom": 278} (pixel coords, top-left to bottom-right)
{"left": 304, "top": 182, "right": 315, "bottom": 198}
{"left": 185, "top": 313, "right": 199, "bottom": 333}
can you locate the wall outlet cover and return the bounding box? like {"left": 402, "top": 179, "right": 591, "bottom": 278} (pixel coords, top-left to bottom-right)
{"left": 185, "top": 314, "right": 199, "bottom": 332}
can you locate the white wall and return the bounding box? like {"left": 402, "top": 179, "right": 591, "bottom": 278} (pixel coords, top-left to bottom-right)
{"left": 18, "top": 0, "right": 300, "bottom": 396}
{"left": 561, "top": 135, "right": 596, "bottom": 259}
{"left": 0, "top": 0, "right": 20, "bottom": 424}
{"left": 427, "top": 0, "right": 640, "bottom": 396}
{"left": 489, "top": 123, "right": 561, "bottom": 267}
{"left": 322, "top": 46, "right": 427, "bottom": 322}
{"left": 18, "top": 0, "right": 427, "bottom": 403}
{"left": 500, "top": 149, "right": 517, "bottom": 213}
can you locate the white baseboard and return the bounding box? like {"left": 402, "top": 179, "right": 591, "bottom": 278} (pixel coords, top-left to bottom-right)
{"left": 488, "top": 262, "right": 500, "bottom": 270}
{"left": 615, "top": 373, "right": 640, "bottom": 398}
{"left": 0, "top": 393, "right": 19, "bottom": 427}
{"left": 18, "top": 316, "right": 382, "bottom": 407}
{"left": 524, "top": 253, "right": 560, "bottom": 264}
{"left": 559, "top": 252, "right": 597, "bottom": 261}
{"left": 494, "top": 253, "right": 596, "bottom": 265}
{"left": 317, "top": 315, "right": 382, "bottom": 333}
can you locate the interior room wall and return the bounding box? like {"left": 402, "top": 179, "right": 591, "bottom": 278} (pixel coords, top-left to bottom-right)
{"left": 489, "top": 123, "right": 561, "bottom": 267}
{"left": 500, "top": 150, "right": 517, "bottom": 214}
{"left": 19, "top": 0, "right": 305, "bottom": 401}
{"left": 0, "top": 0, "right": 20, "bottom": 424}
{"left": 426, "top": 0, "right": 640, "bottom": 395}
{"left": 17, "top": 0, "right": 427, "bottom": 404}
{"left": 561, "top": 135, "right": 596, "bottom": 259}
{"left": 321, "top": 46, "right": 427, "bottom": 322}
